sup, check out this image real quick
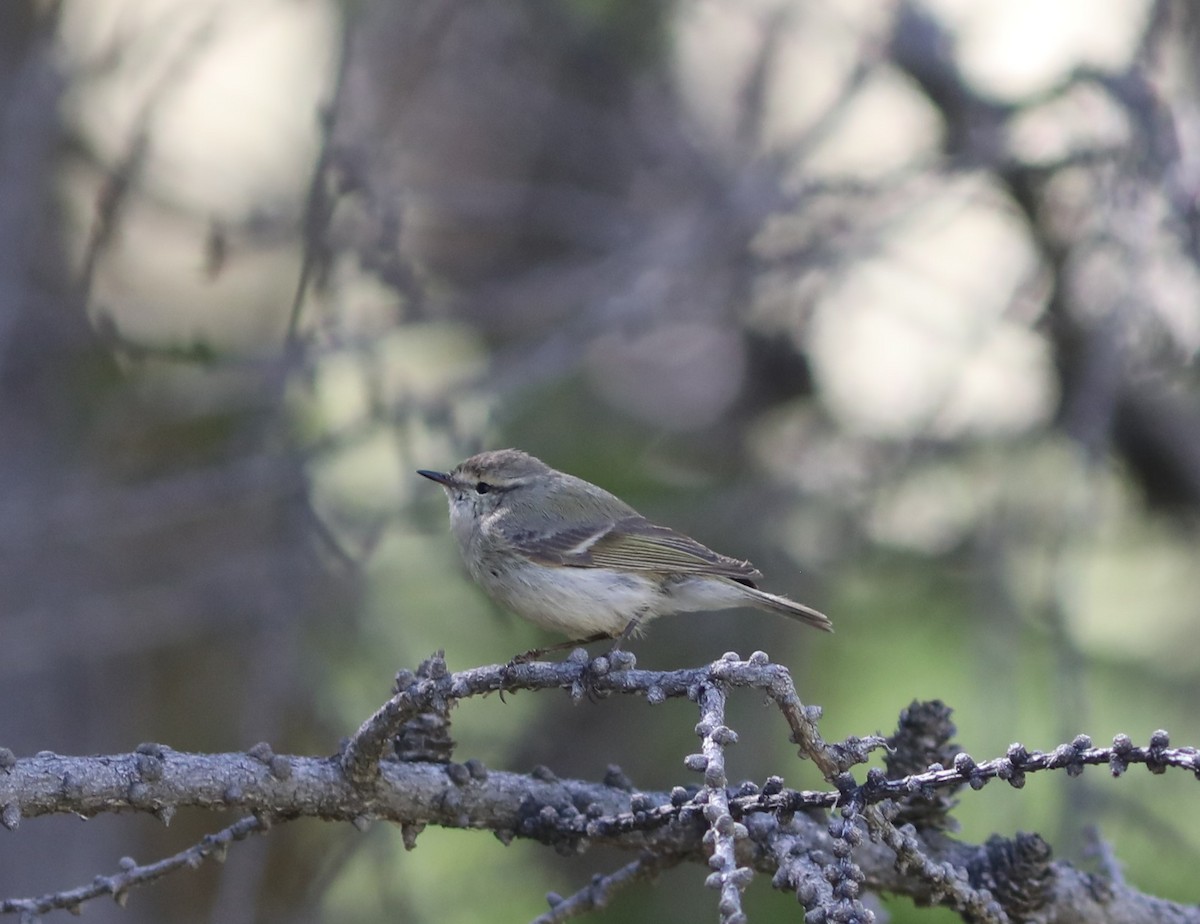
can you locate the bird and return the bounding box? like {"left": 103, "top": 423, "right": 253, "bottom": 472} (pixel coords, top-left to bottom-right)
{"left": 418, "top": 449, "right": 831, "bottom": 658}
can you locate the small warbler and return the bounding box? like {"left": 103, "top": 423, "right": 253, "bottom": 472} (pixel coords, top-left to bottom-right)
{"left": 419, "top": 449, "right": 831, "bottom": 655}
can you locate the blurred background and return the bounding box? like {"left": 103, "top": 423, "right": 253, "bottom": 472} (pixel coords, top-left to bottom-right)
{"left": 1, "top": 0, "right": 1198, "bottom": 921}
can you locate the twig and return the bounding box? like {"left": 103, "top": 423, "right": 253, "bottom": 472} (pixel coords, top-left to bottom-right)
{"left": 282, "top": 7, "right": 358, "bottom": 351}
{"left": 531, "top": 853, "right": 679, "bottom": 924}
{"left": 863, "top": 804, "right": 1007, "bottom": 924}
{"left": 716, "top": 730, "right": 1200, "bottom": 825}
{"left": 712, "top": 650, "right": 858, "bottom": 779}
{"left": 1083, "top": 824, "right": 1126, "bottom": 887}
{"left": 0, "top": 814, "right": 265, "bottom": 917}
{"left": 692, "top": 679, "right": 751, "bottom": 924}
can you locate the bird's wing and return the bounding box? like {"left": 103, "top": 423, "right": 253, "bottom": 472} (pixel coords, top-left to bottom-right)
{"left": 504, "top": 515, "right": 763, "bottom": 581}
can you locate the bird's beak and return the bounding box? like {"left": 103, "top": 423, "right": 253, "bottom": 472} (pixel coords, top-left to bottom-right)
{"left": 417, "top": 469, "right": 454, "bottom": 487}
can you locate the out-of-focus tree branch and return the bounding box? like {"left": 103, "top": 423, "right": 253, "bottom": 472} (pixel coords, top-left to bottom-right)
{"left": 892, "top": 0, "right": 1200, "bottom": 512}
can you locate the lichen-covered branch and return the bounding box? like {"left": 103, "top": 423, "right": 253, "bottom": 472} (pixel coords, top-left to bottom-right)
{"left": 0, "top": 653, "right": 1197, "bottom": 923}
{"left": 340, "top": 649, "right": 839, "bottom": 786}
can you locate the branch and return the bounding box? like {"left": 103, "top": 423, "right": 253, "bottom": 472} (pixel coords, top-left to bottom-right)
{"left": 340, "top": 649, "right": 853, "bottom": 786}
{"left": 0, "top": 654, "right": 1197, "bottom": 923}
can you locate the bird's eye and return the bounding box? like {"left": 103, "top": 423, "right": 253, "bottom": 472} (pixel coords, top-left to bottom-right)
{"left": 475, "top": 482, "right": 491, "bottom": 494}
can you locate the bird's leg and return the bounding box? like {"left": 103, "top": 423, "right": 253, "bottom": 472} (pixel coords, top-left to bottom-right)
{"left": 605, "top": 616, "right": 641, "bottom": 655}
{"left": 509, "top": 632, "right": 611, "bottom": 665}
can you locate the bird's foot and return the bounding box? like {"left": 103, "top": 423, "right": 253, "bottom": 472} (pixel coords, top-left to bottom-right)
{"left": 506, "top": 648, "right": 540, "bottom": 667}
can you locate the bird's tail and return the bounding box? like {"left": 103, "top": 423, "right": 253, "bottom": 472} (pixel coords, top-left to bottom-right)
{"left": 738, "top": 584, "right": 833, "bottom": 632}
